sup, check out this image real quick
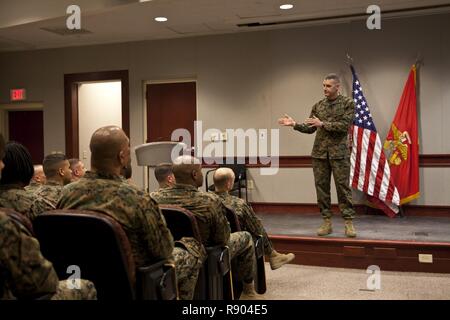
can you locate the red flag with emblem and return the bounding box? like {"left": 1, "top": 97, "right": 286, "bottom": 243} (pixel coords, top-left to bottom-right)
{"left": 384, "top": 65, "right": 420, "bottom": 204}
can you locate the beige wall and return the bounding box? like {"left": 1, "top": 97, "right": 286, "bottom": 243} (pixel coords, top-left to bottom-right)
{"left": 1, "top": 13, "right": 449, "bottom": 205}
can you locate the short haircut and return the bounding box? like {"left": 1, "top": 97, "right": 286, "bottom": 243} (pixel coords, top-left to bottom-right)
{"left": 0, "top": 141, "right": 34, "bottom": 185}
{"left": 68, "top": 158, "right": 81, "bottom": 170}
{"left": 43, "top": 153, "right": 68, "bottom": 178}
{"left": 324, "top": 73, "right": 341, "bottom": 83}
{"left": 213, "top": 167, "right": 234, "bottom": 190}
{"left": 154, "top": 163, "right": 173, "bottom": 183}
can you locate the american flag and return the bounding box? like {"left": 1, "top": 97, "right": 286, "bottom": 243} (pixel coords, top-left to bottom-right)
{"left": 349, "top": 65, "right": 400, "bottom": 217}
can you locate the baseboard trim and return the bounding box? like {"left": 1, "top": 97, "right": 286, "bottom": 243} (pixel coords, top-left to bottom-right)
{"left": 251, "top": 202, "right": 450, "bottom": 217}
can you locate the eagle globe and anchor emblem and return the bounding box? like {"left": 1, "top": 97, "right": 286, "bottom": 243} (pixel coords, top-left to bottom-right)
{"left": 384, "top": 124, "right": 411, "bottom": 166}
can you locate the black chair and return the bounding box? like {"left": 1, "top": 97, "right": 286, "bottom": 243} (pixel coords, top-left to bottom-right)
{"left": 160, "top": 205, "right": 233, "bottom": 300}
{"left": 223, "top": 207, "right": 267, "bottom": 296}
{"left": 206, "top": 164, "right": 248, "bottom": 201}
{"left": 33, "top": 210, "right": 177, "bottom": 300}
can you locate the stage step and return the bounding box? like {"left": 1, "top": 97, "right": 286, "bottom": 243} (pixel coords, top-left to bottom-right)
{"left": 270, "top": 235, "right": 450, "bottom": 273}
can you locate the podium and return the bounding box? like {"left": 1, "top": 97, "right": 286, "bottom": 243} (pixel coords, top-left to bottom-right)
{"left": 134, "top": 141, "right": 187, "bottom": 192}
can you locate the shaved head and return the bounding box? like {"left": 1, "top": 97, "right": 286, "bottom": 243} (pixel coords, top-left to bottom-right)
{"left": 172, "top": 155, "right": 203, "bottom": 187}
{"left": 90, "top": 126, "right": 131, "bottom": 175}
{"left": 213, "top": 167, "right": 235, "bottom": 192}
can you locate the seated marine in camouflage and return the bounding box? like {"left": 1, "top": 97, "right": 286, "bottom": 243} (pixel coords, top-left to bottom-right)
{"left": 33, "top": 153, "right": 73, "bottom": 208}
{"left": 213, "top": 167, "right": 295, "bottom": 270}
{"left": 0, "top": 142, "right": 52, "bottom": 220}
{"left": 57, "top": 126, "right": 206, "bottom": 300}
{"left": 150, "top": 163, "right": 176, "bottom": 195}
{"left": 151, "top": 155, "right": 263, "bottom": 299}
{"left": 24, "top": 164, "right": 46, "bottom": 193}
{"left": 0, "top": 134, "right": 96, "bottom": 300}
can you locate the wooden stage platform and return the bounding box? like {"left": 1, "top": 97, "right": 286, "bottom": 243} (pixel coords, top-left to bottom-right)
{"left": 259, "top": 213, "right": 450, "bottom": 273}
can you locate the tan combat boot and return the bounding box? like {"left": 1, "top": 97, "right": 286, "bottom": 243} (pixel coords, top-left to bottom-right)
{"left": 317, "top": 218, "right": 332, "bottom": 236}
{"left": 269, "top": 250, "right": 295, "bottom": 270}
{"left": 345, "top": 220, "right": 356, "bottom": 238}
{"left": 240, "top": 281, "right": 265, "bottom": 300}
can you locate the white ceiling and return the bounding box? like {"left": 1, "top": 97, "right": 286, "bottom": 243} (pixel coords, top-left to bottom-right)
{"left": 1, "top": 0, "right": 450, "bottom": 52}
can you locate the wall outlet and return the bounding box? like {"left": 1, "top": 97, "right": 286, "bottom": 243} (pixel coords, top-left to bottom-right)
{"left": 418, "top": 254, "right": 433, "bottom": 263}
{"left": 247, "top": 179, "right": 254, "bottom": 190}
{"left": 83, "top": 151, "right": 87, "bottom": 160}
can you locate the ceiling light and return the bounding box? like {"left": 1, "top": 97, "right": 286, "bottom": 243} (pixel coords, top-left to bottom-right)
{"left": 280, "top": 4, "right": 294, "bottom": 10}
{"left": 154, "top": 17, "right": 168, "bottom": 22}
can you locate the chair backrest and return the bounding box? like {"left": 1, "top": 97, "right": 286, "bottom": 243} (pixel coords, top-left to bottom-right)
{"left": 33, "top": 210, "right": 136, "bottom": 300}
{"left": 224, "top": 207, "right": 241, "bottom": 232}
{"left": 1, "top": 207, "right": 34, "bottom": 235}
{"left": 134, "top": 141, "right": 187, "bottom": 167}
{"left": 159, "top": 205, "right": 202, "bottom": 242}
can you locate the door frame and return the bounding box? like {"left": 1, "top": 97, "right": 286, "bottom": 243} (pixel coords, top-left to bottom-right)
{"left": 64, "top": 70, "right": 129, "bottom": 158}
{"left": 0, "top": 102, "right": 44, "bottom": 141}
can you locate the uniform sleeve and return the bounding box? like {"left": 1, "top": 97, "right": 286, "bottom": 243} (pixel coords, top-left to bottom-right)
{"left": 210, "top": 202, "right": 231, "bottom": 246}
{"left": 293, "top": 104, "right": 318, "bottom": 134}
{"left": 139, "top": 196, "right": 175, "bottom": 260}
{"left": 0, "top": 216, "right": 58, "bottom": 299}
{"left": 322, "top": 98, "right": 355, "bottom": 133}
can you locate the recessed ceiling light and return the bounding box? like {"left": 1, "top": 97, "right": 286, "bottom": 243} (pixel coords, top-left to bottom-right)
{"left": 280, "top": 4, "right": 294, "bottom": 10}
{"left": 154, "top": 17, "right": 168, "bottom": 22}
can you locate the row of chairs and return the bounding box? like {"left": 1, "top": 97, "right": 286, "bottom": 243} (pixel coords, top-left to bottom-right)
{"left": 3, "top": 204, "right": 266, "bottom": 300}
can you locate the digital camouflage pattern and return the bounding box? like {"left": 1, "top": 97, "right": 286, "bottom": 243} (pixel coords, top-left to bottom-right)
{"left": 0, "top": 210, "right": 96, "bottom": 300}
{"left": 151, "top": 184, "right": 256, "bottom": 283}
{"left": 215, "top": 191, "right": 273, "bottom": 255}
{"left": 312, "top": 158, "right": 355, "bottom": 220}
{"left": 0, "top": 185, "right": 52, "bottom": 220}
{"left": 33, "top": 181, "right": 64, "bottom": 209}
{"left": 294, "top": 94, "right": 356, "bottom": 220}
{"left": 293, "top": 94, "right": 354, "bottom": 159}
{"left": 57, "top": 171, "right": 204, "bottom": 300}
{"left": 24, "top": 181, "right": 42, "bottom": 193}
{"left": 51, "top": 280, "right": 97, "bottom": 300}
{"left": 57, "top": 171, "right": 174, "bottom": 267}
{"left": 173, "top": 237, "right": 207, "bottom": 300}
{"left": 151, "top": 183, "right": 231, "bottom": 247}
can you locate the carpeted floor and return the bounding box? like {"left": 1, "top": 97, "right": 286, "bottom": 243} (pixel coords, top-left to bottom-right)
{"left": 261, "top": 263, "right": 450, "bottom": 300}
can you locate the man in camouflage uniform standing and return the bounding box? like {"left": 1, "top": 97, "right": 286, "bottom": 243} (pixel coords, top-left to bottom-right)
{"left": 151, "top": 155, "right": 261, "bottom": 299}
{"left": 278, "top": 74, "right": 357, "bottom": 237}
{"left": 0, "top": 142, "right": 52, "bottom": 220}
{"left": 57, "top": 126, "right": 205, "bottom": 300}
{"left": 34, "top": 153, "right": 73, "bottom": 208}
{"left": 213, "top": 167, "right": 295, "bottom": 269}
{"left": 0, "top": 134, "right": 96, "bottom": 300}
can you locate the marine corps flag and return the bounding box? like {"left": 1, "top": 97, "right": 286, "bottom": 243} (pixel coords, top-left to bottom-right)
{"left": 384, "top": 65, "right": 420, "bottom": 204}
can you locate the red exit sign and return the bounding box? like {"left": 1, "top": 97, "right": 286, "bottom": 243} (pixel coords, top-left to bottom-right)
{"left": 10, "top": 88, "right": 26, "bottom": 101}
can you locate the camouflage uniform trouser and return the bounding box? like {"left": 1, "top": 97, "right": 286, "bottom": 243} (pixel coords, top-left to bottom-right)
{"left": 312, "top": 157, "right": 355, "bottom": 220}
{"left": 228, "top": 231, "right": 256, "bottom": 284}
{"left": 235, "top": 211, "right": 273, "bottom": 256}
{"left": 173, "top": 237, "right": 207, "bottom": 300}
{"left": 51, "top": 279, "right": 97, "bottom": 300}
